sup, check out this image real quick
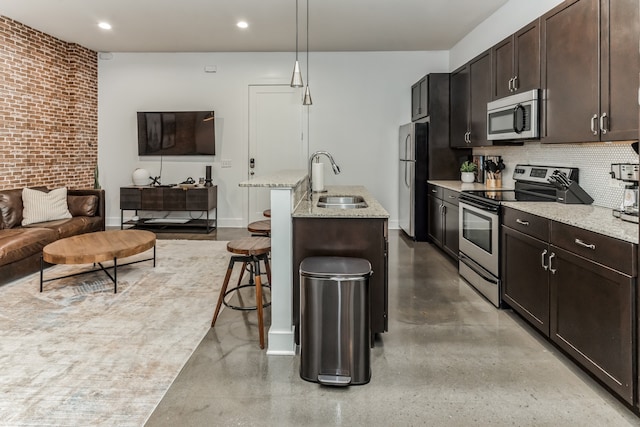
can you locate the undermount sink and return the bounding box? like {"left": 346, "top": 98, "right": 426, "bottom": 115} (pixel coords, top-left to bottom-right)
{"left": 317, "top": 195, "right": 368, "bottom": 209}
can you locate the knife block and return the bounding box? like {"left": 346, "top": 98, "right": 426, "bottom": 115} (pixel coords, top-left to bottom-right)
{"left": 486, "top": 177, "right": 502, "bottom": 188}
{"left": 556, "top": 182, "right": 594, "bottom": 204}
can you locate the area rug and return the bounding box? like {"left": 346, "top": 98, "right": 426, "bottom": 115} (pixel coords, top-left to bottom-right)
{"left": 0, "top": 239, "right": 231, "bottom": 426}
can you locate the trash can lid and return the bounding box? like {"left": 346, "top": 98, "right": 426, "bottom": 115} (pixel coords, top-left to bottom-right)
{"left": 300, "top": 256, "right": 372, "bottom": 277}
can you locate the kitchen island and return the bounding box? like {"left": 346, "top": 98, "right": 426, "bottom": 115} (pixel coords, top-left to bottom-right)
{"left": 293, "top": 186, "right": 390, "bottom": 344}
{"left": 240, "top": 173, "right": 390, "bottom": 354}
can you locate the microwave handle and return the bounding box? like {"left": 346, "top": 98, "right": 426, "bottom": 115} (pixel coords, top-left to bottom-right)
{"left": 513, "top": 104, "right": 526, "bottom": 134}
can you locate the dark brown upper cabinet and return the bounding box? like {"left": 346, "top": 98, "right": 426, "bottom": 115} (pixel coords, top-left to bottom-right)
{"left": 411, "top": 76, "right": 429, "bottom": 121}
{"left": 541, "top": 0, "right": 639, "bottom": 143}
{"left": 491, "top": 19, "right": 541, "bottom": 100}
{"left": 450, "top": 49, "right": 492, "bottom": 147}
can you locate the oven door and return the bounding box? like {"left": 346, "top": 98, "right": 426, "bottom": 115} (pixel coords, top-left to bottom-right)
{"left": 458, "top": 200, "right": 500, "bottom": 277}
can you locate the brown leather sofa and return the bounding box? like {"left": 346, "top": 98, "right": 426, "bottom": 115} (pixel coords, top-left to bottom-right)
{"left": 0, "top": 188, "right": 105, "bottom": 286}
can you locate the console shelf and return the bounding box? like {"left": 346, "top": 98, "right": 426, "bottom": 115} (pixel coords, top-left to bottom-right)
{"left": 120, "top": 186, "right": 217, "bottom": 234}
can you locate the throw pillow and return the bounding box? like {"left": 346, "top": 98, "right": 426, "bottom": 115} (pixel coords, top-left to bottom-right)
{"left": 67, "top": 195, "right": 98, "bottom": 217}
{"left": 22, "top": 187, "right": 72, "bottom": 226}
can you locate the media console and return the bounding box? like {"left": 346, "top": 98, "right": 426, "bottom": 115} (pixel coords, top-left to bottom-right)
{"left": 120, "top": 185, "right": 217, "bottom": 233}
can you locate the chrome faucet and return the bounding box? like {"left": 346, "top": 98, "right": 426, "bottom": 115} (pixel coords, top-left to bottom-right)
{"left": 308, "top": 151, "right": 341, "bottom": 198}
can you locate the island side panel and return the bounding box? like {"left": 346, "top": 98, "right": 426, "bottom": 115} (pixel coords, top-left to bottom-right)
{"left": 292, "top": 217, "right": 388, "bottom": 344}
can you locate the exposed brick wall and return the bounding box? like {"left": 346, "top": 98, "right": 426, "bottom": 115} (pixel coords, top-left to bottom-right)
{"left": 0, "top": 16, "right": 97, "bottom": 191}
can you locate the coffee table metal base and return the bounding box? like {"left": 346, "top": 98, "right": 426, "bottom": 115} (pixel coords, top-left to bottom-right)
{"left": 40, "top": 247, "right": 156, "bottom": 293}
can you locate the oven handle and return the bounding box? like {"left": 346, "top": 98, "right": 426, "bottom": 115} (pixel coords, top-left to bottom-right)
{"left": 459, "top": 198, "right": 499, "bottom": 213}
{"left": 459, "top": 253, "right": 500, "bottom": 285}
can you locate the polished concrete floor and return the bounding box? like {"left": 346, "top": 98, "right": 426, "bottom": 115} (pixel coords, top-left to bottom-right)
{"left": 146, "top": 230, "right": 640, "bottom": 426}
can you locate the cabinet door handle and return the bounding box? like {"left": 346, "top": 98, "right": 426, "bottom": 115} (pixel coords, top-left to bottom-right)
{"left": 513, "top": 76, "right": 518, "bottom": 91}
{"left": 590, "top": 114, "right": 599, "bottom": 135}
{"left": 548, "top": 252, "right": 556, "bottom": 274}
{"left": 463, "top": 132, "right": 468, "bottom": 143}
{"left": 516, "top": 218, "right": 529, "bottom": 226}
{"left": 442, "top": 204, "right": 447, "bottom": 215}
{"left": 541, "top": 249, "right": 548, "bottom": 271}
{"left": 600, "top": 112, "right": 608, "bottom": 134}
{"left": 575, "top": 238, "right": 596, "bottom": 250}
{"left": 508, "top": 78, "right": 514, "bottom": 92}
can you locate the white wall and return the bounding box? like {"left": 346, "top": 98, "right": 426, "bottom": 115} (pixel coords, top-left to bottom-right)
{"left": 98, "top": 51, "right": 449, "bottom": 228}
{"left": 449, "top": 0, "right": 563, "bottom": 70}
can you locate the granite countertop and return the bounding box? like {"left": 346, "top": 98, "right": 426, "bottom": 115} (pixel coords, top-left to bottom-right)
{"left": 239, "top": 169, "right": 307, "bottom": 188}
{"left": 427, "top": 180, "right": 514, "bottom": 192}
{"left": 428, "top": 180, "right": 638, "bottom": 245}
{"left": 293, "top": 185, "right": 390, "bottom": 218}
{"left": 502, "top": 202, "right": 638, "bottom": 244}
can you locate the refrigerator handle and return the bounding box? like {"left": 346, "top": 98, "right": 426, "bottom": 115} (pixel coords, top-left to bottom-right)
{"left": 405, "top": 160, "right": 410, "bottom": 187}
{"left": 404, "top": 133, "right": 411, "bottom": 160}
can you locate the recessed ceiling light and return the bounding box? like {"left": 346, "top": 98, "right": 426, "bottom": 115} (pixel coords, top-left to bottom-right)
{"left": 98, "top": 22, "right": 112, "bottom": 30}
{"left": 237, "top": 21, "right": 249, "bottom": 29}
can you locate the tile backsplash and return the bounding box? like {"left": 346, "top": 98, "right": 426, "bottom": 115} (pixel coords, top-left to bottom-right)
{"left": 473, "top": 141, "right": 639, "bottom": 209}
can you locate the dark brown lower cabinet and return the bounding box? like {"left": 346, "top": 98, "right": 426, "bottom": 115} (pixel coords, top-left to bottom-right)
{"left": 502, "top": 226, "right": 550, "bottom": 336}
{"left": 501, "top": 207, "right": 637, "bottom": 405}
{"left": 292, "top": 217, "right": 388, "bottom": 344}
{"left": 427, "top": 194, "right": 443, "bottom": 247}
{"left": 550, "top": 245, "right": 634, "bottom": 405}
{"left": 427, "top": 185, "right": 459, "bottom": 260}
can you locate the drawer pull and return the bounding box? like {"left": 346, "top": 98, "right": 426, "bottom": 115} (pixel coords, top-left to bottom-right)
{"left": 448, "top": 195, "right": 456, "bottom": 199}
{"left": 541, "top": 249, "right": 548, "bottom": 271}
{"left": 575, "top": 238, "right": 595, "bottom": 250}
{"left": 516, "top": 219, "right": 529, "bottom": 226}
{"left": 431, "top": 189, "right": 437, "bottom": 193}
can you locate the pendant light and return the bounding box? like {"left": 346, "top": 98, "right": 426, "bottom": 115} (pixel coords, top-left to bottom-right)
{"left": 290, "top": 0, "right": 304, "bottom": 87}
{"left": 302, "top": 0, "right": 313, "bottom": 105}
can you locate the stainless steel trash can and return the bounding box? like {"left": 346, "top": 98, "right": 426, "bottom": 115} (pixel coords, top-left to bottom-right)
{"left": 299, "top": 256, "right": 372, "bottom": 386}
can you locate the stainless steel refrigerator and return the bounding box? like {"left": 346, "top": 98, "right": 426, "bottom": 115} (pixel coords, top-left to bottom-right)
{"left": 399, "top": 119, "right": 429, "bottom": 240}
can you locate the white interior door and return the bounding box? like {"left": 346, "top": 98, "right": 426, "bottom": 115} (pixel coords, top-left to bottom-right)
{"left": 248, "top": 85, "right": 305, "bottom": 223}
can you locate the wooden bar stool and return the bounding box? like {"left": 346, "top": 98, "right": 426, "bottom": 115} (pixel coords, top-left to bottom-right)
{"left": 211, "top": 236, "right": 271, "bottom": 349}
{"left": 247, "top": 219, "right": 271, "bottom": 236}
{"left": 263, "top": 209, "right": 271, "bottom": 218}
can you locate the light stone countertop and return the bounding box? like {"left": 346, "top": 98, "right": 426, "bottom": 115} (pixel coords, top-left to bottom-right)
{"left": 427, "top": 180, "right": 514, "bottom": 192}
{"left": 428, "top": 180, "right": 638, "bottom": 244}
{"left": 238, "top": 169, "right": 307, "bottom": 188}
{"left": 502, "top": 202, "right": 638, "bottom": 244}
{"left": 293, "top": 185, "right": 390, "bottom": 219}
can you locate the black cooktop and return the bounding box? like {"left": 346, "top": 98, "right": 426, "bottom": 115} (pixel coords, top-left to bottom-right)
{"left": 461, "top": 189, "right": 556, "bottom": 204}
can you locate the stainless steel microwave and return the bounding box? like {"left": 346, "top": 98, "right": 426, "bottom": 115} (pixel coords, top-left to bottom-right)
{"left": 487, "top": 89, "right": 540, "bottom": 141}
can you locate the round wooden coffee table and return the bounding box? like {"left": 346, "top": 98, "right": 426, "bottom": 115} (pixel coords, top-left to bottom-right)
{"left": 41, "top": 230, "right": 156, "bottom": 293}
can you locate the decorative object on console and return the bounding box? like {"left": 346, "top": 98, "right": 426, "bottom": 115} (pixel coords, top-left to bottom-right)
{"left": 205, "top": 165, "right": 213, "bottom": 187}
{"left": 21, "top": 187, "right": 71, "bottom": 226}
{"left": 460, "top": 160, "right": 477, "bottom": 183}
{"left": 132, "top": 168, "right": 151, "bottom": 186}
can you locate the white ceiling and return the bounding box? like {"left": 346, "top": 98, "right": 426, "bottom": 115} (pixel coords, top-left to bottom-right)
{"left": 0, "top": 0, "right": 509, "bottom": 53}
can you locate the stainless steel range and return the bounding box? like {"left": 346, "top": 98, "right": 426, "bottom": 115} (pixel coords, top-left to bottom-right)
{"left": 458, "top": 164, "right": 580, "bottom": 307}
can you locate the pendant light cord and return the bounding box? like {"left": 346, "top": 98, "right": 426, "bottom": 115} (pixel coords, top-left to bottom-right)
{"left": 306, "top": 0, "right": 309, "bottom": 83}
{"left": 295, "top": 0, "right": 299, "bottom": 61}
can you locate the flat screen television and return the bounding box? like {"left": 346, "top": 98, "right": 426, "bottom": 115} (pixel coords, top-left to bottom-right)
{"left": 137, "top": 111, "right": 215, "bottom": 156}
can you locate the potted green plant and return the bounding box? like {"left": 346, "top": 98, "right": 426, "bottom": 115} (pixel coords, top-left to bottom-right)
{"left": 460, "top": 161, "right": 477, "bottom": 183}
